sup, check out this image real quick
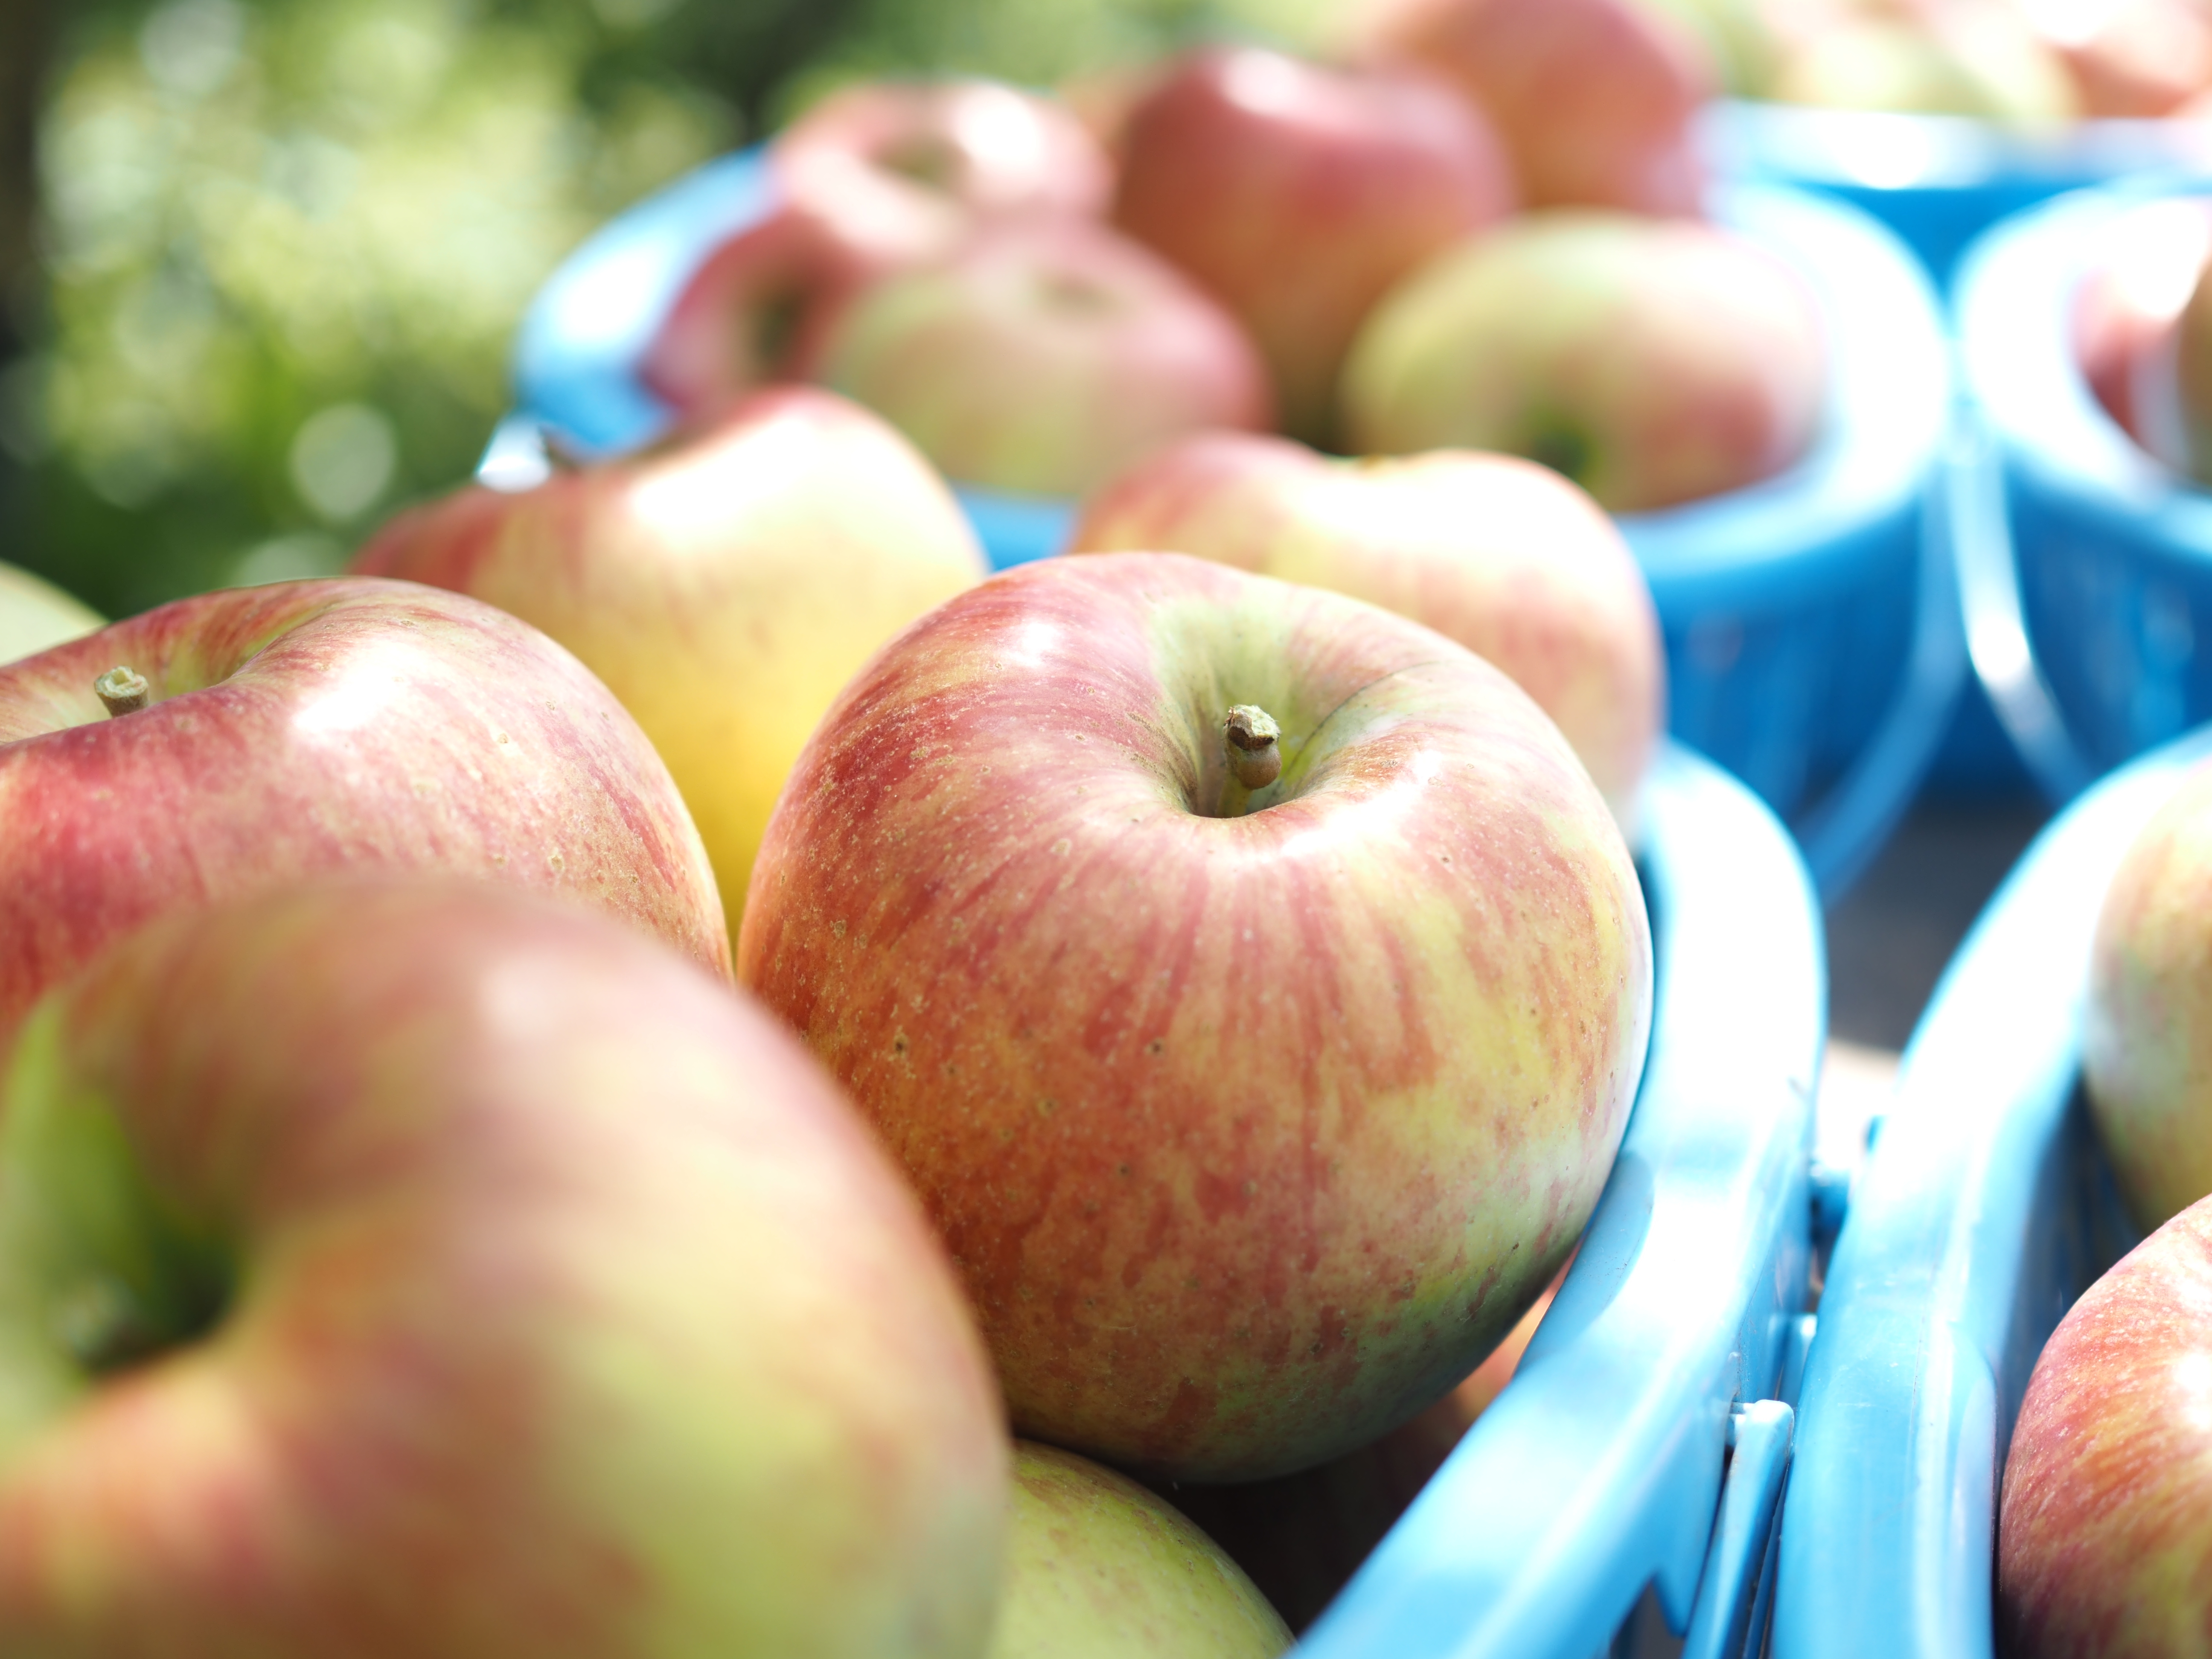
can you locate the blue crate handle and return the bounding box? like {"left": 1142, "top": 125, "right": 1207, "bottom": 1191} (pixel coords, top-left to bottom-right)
{"left": 1296, "top": 741, "right": 1821, "bottom": 1659}
{"left": 1773, "top": 721, "right": 2212, "bottom": 1659}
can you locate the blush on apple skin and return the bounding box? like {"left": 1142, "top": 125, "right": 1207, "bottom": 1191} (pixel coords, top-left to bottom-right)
{"left": 818, "top": 219, "right": 1275, "bottom": 498}
{"left": 2086, "top": 760, "right": 2212, "bottom": 1231}
{"left": 1341, "top": 211, "right": 1829, "bottom": 515}
{"left": 737, "top": 551, "right": 1651, "bottom": 1483}
{"left": 1357, "top": 0, "right": 1713, "bottom": 217}
{"left": 0, "top": 576, "right": 728, "bottom": 1038}
{"left": 0, "top": 881, "right": 1009, "bottom": 1657}
{"left": 1067, "top": 433, "right": 1663, "bottom": 830}
{"left": 1110, "top": 46, "right": 1515, "bottom": 448}
{"left": 1998, "top": 1194, "right": 2212, "bottom": 1658}
{"left": 353, "top": 387, "right": 988, "bottom": 944}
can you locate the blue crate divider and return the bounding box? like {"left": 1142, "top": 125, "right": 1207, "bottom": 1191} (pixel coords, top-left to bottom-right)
{"left": 1772, "top": 721, "right": 2212, "bottom": 1659}
{"left": 1293, "top": 740, "right": 1821, "bottom": 1659}
{"left": 1951, "top": 179, "right": 2212, "bottom": 804}
{"left": 503, "top": 157, "right": 1959, "bottom": 900}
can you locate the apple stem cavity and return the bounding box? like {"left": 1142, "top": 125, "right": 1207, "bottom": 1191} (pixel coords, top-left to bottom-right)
{"left": 94, "top": 666, "right": 150, "bottom": 718}
{"left": 1223, "top": 704, "right": 1283, "bottom": 792}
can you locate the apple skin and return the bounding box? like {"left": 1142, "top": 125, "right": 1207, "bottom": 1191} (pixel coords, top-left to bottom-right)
{"left": 1066, "top": 433, "right": 1663, "bottom": 829}
{"left": 1107, "top": 47, "right": 1515, "bottom": 446}
{"left": 736, "top": 551, "right": 1652, "bottom": 1481}
{"left": 0, "top": 576, "right": 727, "bottom": 1037}
{"left": 0, "top": 879, "right": 1010, "bottom": 1656}
{"left": 0, "top": 564, "right": 100, "bottom": 667}
{"left": 991, "top": 1442, "right": 1289, "bottom": 1658}
{"left": 2084, "top": 761, "right": 2212, "bottom": 1230}
{"left": 1341, "top": 210, "right": 1829, "bottom": 514}
{"left": 1997, "top": 1194, "right": 2212, "bottom": 1657}
{"left": 353, "top": 387, "right": 987, "bottom": 943}
{"left": 1357, "top": 0, "right": 1713, "bottom": 216}
{"left": 1763, "top": 3, "right": 2080, "bottom": 120}
{"left": 817, "top": 220, "right": 1274, "bottom": 498}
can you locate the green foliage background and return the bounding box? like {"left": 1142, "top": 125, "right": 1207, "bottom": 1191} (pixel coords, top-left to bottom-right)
{"left": 2, "top": 0, "right": 1336, "bottom": 619}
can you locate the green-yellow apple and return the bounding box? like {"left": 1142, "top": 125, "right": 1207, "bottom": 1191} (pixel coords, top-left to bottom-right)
{"left": 1358, "top": 0, "right": 1714, "bottom": 215}
{"left": 1997, "top": 1193, "right": 2212, "bottom": 1656}
{"left": 1341, "top": 210, "right": 1829, "bottom": 513}
{"left": 642, "top": 80, "right": 1112, "bottom": 428}
{"left": 0, "top": 879, "right": 1009, "bottom": 1656}
{"left": 2085, "top": 761, "right": 2212, "bottom": 1229}
{"left": 737, "top": 552, "right": 1651, "bottom": 1481}
{"left": 1107, "top": 47, "right": 1515, "bottom": 445}
{"left": 1066, "top": 433, "right": 1663, "bottom": 829}
{"left": 0, "top": 576, "right": 726, "bottom": 1036}
{"left": 353, "top": 386, "right": 987, "bottom": 941}
{"left": 818, "top": 220, "right": 1273, "bottom": 498}
{"left": 0, "top": 564, "right": 100, "bottom": 667}
{"left": 1763, "top": 0, "right": 2079, "bottom": 117}
{"left": 990, "top": 1442, "right": 1288, "bottom": 1658}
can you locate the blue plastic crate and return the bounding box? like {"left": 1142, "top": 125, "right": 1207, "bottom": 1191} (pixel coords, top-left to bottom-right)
{"left": 1951, "top": 180, "right": 2212, "bottom": 806}
{"left": 1773, "top": 722, "right": 2212, "bottom": 1659}
{"left": 501, "top": 159, "right": 1959, "bottom": 899}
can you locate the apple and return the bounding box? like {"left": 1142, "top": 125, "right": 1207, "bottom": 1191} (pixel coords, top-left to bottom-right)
{"left": 1356, "top": 0, "right": 1714, "bottom": 216}
{"left": 2084, "top": 759, "right": 2212, "bottom": 1230}
{"left": 1158, "top": 1261, "right": 1563, "bottom": 1631}
{"left": 0, "top": 878, "right": 1010, "bottom": 1653}
{"left": 1997, "top": 1192, "right": 2212, "bottom": 1655}
{"left": 1106, "top": 47, "right": 1515, "bottom": 446}
{"left": 2027, "top": 0, "right": 2212, "bottom": 116}
{"left": 736, "top": 551, "right": 1652, "bottom": 1481}
{"left": 782, "top": 77, "right": 1114, "bottom": 227}
{"left": 992, "top": 1441, "right": 1289, "bottom": 1657}
{"left": 1760, "top": 0, "right": 2080, "bottom": 117}
{"left": 1066, "top": 433, "right": 1664, "bottom": 829}
{"left": 816, "top": 220, "right": 1274, "bottom": 498}
{"left": 641, "top": 80, "right": 1113, "bottom": 432}
{"left": 0, "top": 576, "right": 728, "bottom": 1036}
{"left": 2069, "top": 197, "right": 2212, "bottom": 447}
{"left": 0, "top": 563, "right": 100, "bottom": 666}
{"left": 1340, "top": 210, "right": 1829, "bottom": 513}
{"left": 353, "top": 387, "right": 987, "bottom": 943}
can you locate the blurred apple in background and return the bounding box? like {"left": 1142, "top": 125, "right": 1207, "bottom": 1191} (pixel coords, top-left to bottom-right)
{"left": 0, "top": 565, "right": 99, "bottom": 667}
{"left": 0, "top": 577, "right": 727, "bottom": 1035}
{"left": 739, "top": 553, "right": 1650, "bottom": 1482}
{"left": 1160, "top": 1262, "right": 1564, "bottom": 1632}
{"left": 2024, "top": 0, "right": 2212, "bottom": 116}
{"left": 355, "top": 387, "right": 987, "bottom": 942}
{"left": 1108, "top": 47, "right": 1515, "bottom": 445}
{"left": 1762, "top": 0, "right": 2081, "bottom": 117}
{"left": 1358, "top": 0, "right": 1713, "bottom": 215}
{"left": 1342, "top": 211, "right": 1828, "bottom": 513}
{"left": 991, "top": 1443, "right": 1290, "bottom": 1657}
{"left": 1067, "top": 433, "right": 1663, "bottom": 828}
{"left": 817, "top": 221, "right": 1273, "bottom": 497}
{"left": 2069, "top": 195, "right": 2212, "bottom": 447}
{"left": 1997, "top": 1191, "right": 2212, "bottom": 1656}
{"left": 0, "top": 880, "right": 1009, "bottom": 1655}
{"left": 2085, "top": 760, "right": 2212, "bottom": 1229}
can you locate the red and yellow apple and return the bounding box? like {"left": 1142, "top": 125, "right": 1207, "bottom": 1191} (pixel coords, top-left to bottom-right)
{"left": 993, "top": 1442, "right": 1289, "bottom": 1657}
{"left": 816, "top": 220, "right": 1273, "bottom": 498}
{"left": 1359, "top": 0, "right": 1714, "bottom": 216}
{"left": 737, "top": 552, "right": 1652, "bottom": 1481}
{"left": 0, "top": 564, "right": 100, "bottom": 667}
{"left": 2085, "top": 760, "right": 2212, "bottom": 1229}
{"left": 2069, "top": 197, "right": 2212, "bottom": 449}
{"left": 0, "top": 576, "right": 726, "bottom": 1035}
{"left": 1997, "top": 1192, "right": 2212, "bottom": 1656}
{"left": 0, "top": 879, "right": 1009, "bottom": 1655}
{"left": 1107, "top": 47, "right": 1515, "bottom": 445}
{"left": 354, "top": 387, "right": 987, "bottom": 940}
{"left": 1341, "top": 210, "right": 1829, "bottom": 513}
{"left": 1067, "top": 433, "right": 1664, "bottom": 827}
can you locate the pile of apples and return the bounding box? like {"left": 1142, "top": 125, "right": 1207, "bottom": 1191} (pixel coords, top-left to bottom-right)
{"left": 1685, "top": 0, "right": 2212, "bottom": 122}
{"left": 0, "top": 0, "right": 1853, "bottom": 1650}
{"left": 1996, "top": 764, "right": 2212, "bottom": 1651}
{"left": 637, "top": 0, "right": 1829, "bottom": 518}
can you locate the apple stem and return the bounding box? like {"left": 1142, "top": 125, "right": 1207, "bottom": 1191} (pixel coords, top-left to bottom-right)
{"left": 1223, "top": 704, "right": 1282, "bottom": 791}
{"left": 94, "top": 666, "right": 150, "bottom": 717}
